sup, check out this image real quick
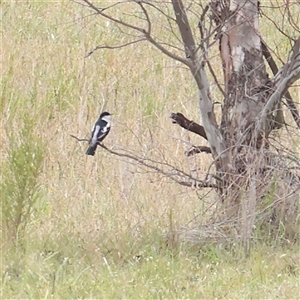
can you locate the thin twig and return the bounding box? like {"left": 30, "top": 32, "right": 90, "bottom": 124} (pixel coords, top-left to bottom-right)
{"left": 82, "top": 0, "right": 190, "bottom": 67}
{"left": 136, "top": 1, "right": 151, "bottom": 35}
{"left": 85, "top": 38, "right": 146, "bottom": 57}
{"left": 70, "top": 134, "right": 218, "bottom": 189}
{"left": 70, "top": 134, "right": 89, "bottom": 142}
{"left": 99, "top": 144, "right": 218, "bottom": 189}
{"left": 83, "top": 0, "right": 146, "bottom": 33}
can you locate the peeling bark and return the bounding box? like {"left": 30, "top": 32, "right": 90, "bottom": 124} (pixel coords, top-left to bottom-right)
{"left": 214, "top": 0, "right": 299, "bottom": 239}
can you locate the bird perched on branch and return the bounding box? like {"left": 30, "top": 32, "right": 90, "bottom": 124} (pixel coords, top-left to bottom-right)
{"left": 86, "top": 112, "right": 112, "bottom": 156}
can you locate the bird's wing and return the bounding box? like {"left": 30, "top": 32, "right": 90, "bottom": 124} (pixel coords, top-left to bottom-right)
{"left": 90, "top": 125, "right": 101, "bottom": 145}
{"left": 91, "top": 123, "right": 95, "bottom": 133}
{"left": 96, "top": 119, "right": 110, "bottom": 141}
{"left": 97, "top": 126, "right": 109, "bottom": 141}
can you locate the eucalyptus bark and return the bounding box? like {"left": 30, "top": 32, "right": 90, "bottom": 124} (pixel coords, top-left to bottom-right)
{"left": 80, "top": 0, "right": 300, "bottom": 241}
{"left": 172, "top": 2, "right": 299, "bottom": 238}
{"left": 212, "top": 0, "right": 299, "bottom": 240}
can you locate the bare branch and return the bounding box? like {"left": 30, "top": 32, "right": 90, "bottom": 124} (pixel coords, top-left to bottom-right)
{"left": 261, "top": 40, "right": 300, "bottom": 128}
{"left": 261, "top": 40, "right": 279, "bottom": 75}
{"left": 277, "top": 35, "right": 300, "bottom": 82}
{"left": 170, "top": 112, "right": 208, "bottom": 140}
{"left": 196, "top": 4, "right": 226, "bottom": 97}
{"left": 146, "top": 34, "right": 191, "bottom": 66}
{"left": 82, "top": 0, "right": 190, "bottom": 66}
{"left": 85, "top": 38, "right": 146, "bottom": 57}
{"left": 261, "top": 2, "right": 299, "bottom": 42}
{"left": 98, "top": 144, "right": 218, "bottom": 189}
{"left": 286, "top": 3, "right": 300, "bottom": 33}
{"left": 171, "top": 0, "right": 227, "bottom": 163}
{"left": 82, "top": 0, "right": 146, "bottom": 33}
{"left": 142, "top": 1, "right": 176, "bottom": 23}
{"left": 156, "top": 42, "right": 185, "bottom": 54}
{"left": 205, "top": 57, "right": 226, "bottom": 98}
{"left": 196, "top": 3, "right": 209, "bottom": 56}
{"left": 70, "top": 134, "right": 89, "bottom": 142}
{"left": 171, "top": 0, "right": 197, "bottom": 61}
{"left": 259, "top": 36, "right": 300, "bottom": 133}
{"left": 186, "top": 146, "right": 212, "bottom": 156}
{"left": 136, "top": 1, "right": 151, "bottom": 34}
{"left": 71, "top": 134, "right": 217, "bottom": 189}
{"left": 74, "top": 0, "right": 124, "bottom": 12}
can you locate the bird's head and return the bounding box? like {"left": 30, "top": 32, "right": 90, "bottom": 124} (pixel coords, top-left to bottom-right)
{"left": 100, "top": 112, "right": 111, "bottom": 117}
{"left": 100, "top": 111, "right": 112, "bottom": 121}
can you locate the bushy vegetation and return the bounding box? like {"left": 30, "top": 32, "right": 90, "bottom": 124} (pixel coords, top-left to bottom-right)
{"left": 2, "top": 116, "right": 45, "bottom": 245}
{"left": 1, "top": 1, "right": 299, "bottom": 298}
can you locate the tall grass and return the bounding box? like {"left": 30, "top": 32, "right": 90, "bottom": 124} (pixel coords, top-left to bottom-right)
{"left": 1, "top": 115, "right": 44, "bottom": 245}
{"left": 1, "top": 1, "right": 299, "bottom": 298}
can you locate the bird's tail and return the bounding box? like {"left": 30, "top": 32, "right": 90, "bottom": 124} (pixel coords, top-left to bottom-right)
{"left": 86, "top": 145, "right": 97, "bottom": 156}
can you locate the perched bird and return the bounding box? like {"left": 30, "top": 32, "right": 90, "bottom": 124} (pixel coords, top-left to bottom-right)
{"left": 86, "top": 112, "right": 112, "bottom": 156}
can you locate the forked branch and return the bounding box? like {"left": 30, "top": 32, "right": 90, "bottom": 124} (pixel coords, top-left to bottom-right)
{"left": 81, "top": 0, "right": 226, "bottom": 160}
{"left": 81, "top": 0, "right": 190, "bottom": 66}
{"left": 261, "top": 40, "right": 300, "bottom": 128}
{"left": 171, "top": 0, "right": 226, "bottom": 161}
{"left": 85, "top": 39, "right": 146, "bottom": 58}
{"left": 258, "top": 36, "right": 300, "bottom": 133}
{"left": 70, "top": 134, "right": 219, "bottom": 189}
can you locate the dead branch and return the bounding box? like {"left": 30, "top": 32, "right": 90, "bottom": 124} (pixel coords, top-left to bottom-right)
{"left": 145, "top": 34, "right": 190, "bottom": 66}
{"left": 137, "top": 1, "right": 151, "bottom": 34}
{"left": 99, "top": 144, "right": 219, "bottom": 189}
{"left": 261, "top": 40, "right": 300, "bottom": 128}
{"left": 74, "top": 0, "right": 121, "bottom": 11}
{"left": 258, "top": 36, "right": 300, "bottom": 133}
{"left": 70, "top": 134, "right": 218, "bottom": 189}
{"left": 186, "top": 146, "right": 212, "bottom": 156}
{"left": 85, "top": 39, "right": 146, "bottom": 58}
{"left": 142, "top": 1, "right": 176, "bottom": 22}
{"left": 82, "top": 0, "right": 145, "bottom": 33}
{"left": 171, "top": 0, "right": 227, "bottom": 161}
{"left": 261, "top": 5, "right": 296, "bottom": 41}
{"left": 196, "top": 3, "right": 209, "bottom": 56}
{"left": 171, "top": 0, "right": 197, "bottom": 60}
{"left": 81, "top": 0, "right": 226, "bottom": 160}
{"left": 171, "top": 112, "right": 208, "bottom": 140}
{"left": 82, "top": 0, "right": 190, "bottom": 67}
{"left": 197, "top": 5, "right": 226, "bottom": 97}
{"left": 70, "top": 134, "right": 89, "bottom": 142}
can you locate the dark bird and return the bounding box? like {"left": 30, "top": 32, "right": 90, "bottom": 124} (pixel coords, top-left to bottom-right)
{"left": 86, "top": 112, "right": 112, "bottom": 156}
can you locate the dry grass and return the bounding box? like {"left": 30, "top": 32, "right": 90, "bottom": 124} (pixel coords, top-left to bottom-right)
{"left": 1, "top": 1, "right": 299, "bottom": 298}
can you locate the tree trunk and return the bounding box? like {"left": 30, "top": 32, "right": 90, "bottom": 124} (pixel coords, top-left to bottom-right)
{"left": 81, "top": 0, "right": 300, "bottom": 243}
{"left": 215, "top": 0, "right": 299, "bottom": 241}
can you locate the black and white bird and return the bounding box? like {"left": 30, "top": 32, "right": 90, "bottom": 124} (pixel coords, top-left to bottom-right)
{"left": 86, "top": 112, "right": 112, "bottom": 156}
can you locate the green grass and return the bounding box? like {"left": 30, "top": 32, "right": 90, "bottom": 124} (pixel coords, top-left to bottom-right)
{"left": 1, "top": 1, "right": 299, "bottom": 299}
{"left": 2, "top": 238, "right": 299, "bottom": 299}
